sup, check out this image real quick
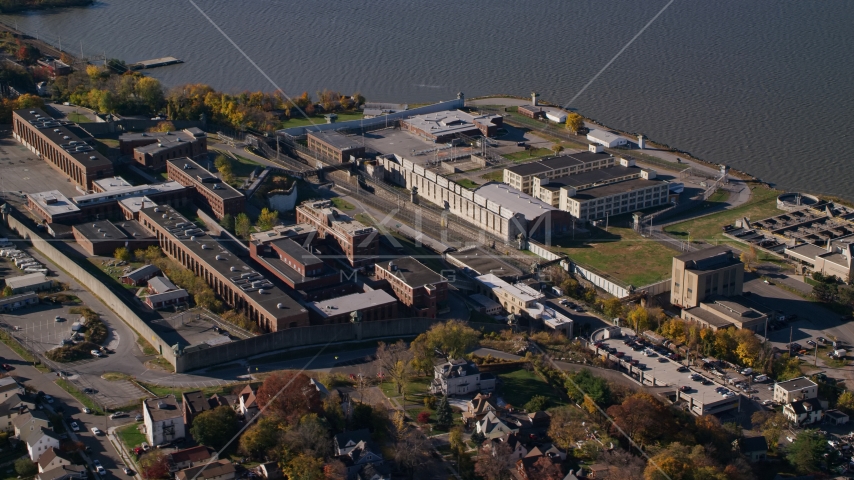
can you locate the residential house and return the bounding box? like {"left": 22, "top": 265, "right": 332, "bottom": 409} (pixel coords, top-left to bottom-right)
{"left": 784, "top": 397, "right": 826, "bottom": 426}
{"left": 334, "top": 429, "right": 372, "bottom": 456}
{"left": 143, "top": 395, "right": 185, "bottom": 446}
{"left": 23, "top": 427, "right": 60, "bottom": 461}
{"left": 463, "top": 393, "right": 502, "bottom": 424}
{"left": 13, "top": 410, "right": 51, "bottom": 437}
{"left": 38, "top": 447, "right": 73, "bottom": 473}
{"left": 1, "top": 393, "right": 36, "bottom": 430}
{"left": 516, "top": 446, "right": 564, "bottom": 480}
{"left": 476, "top": 411, "right": 519, "bottom": 440}
{"left": 208, "top": 394, "right": 235, "bottom": 409}
{"left": 236, "top": 385, "right": 259, "bottom": 420}
{"left": 825, "top": 409, "right": 849, "bottom": 425}
{"left": 168, "top": 446, "right": 215, "bottom": 472}
{"left": 175, "top": 460, "right": 236, "bottom": 480}
{"left": 0, "top": 376, "right": 23, "bottom": 398}
{"left": 736, "top": 436, "right": 768, "bottom": 463}
{"left": 774, "top": 377, "right": 818, "bottom": 405}
{"left": 487, "top": 433, "right": 528, "bottom": 462}
{"left": 430, "top": 359, "right": 496, "bottom": 397}
{"left": 36, "top": 465, "right": 86, "bottom": 480}
{"left": 181, "top": 391, "right": 211, "bottom": 428}
{"left": 336, "top": 440, "right": 385, "bottom": 480}
{"left": 355, "top": 463, "right": 390, "bottom": 480}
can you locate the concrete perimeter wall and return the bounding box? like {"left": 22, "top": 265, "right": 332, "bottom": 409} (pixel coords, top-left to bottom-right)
{"left": 78, "top": 120, "right": 206, "bottom": 136}
{"left": 278, "top": 98, "right": 464, "bottom": 137}
{"left": 1, "top": 210, "right": 177, "bottom": 367}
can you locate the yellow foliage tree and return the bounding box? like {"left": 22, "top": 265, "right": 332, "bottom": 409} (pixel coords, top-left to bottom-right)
{"left": 565, "top": 112, "right": 584, "bottom": 133}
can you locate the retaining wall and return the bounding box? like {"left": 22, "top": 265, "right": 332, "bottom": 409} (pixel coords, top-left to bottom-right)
{"left": 78, "top": 120, "right": 206, "bottom": 136}
{"left": 1, "top": 210, "right": 177, "bottom": 366}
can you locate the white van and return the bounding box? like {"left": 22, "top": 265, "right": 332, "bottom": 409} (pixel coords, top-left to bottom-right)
{"left": 753, "top": 374, "right": 768, "bottom": 382}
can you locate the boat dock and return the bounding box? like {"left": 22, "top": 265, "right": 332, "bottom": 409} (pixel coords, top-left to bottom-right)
{"left": 129, "top": 56, "right": 183, "bottom": 70}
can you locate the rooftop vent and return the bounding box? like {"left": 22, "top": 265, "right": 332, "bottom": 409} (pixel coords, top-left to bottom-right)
{"left": 154, "top": 207, "right": 160, "bottom": 212}
{"left": 277, "top": 303, "right": 283, "bottom": 309}
{"left": 63, "top": 136, "right": 70, "bottom": 140}
{"left": 157, "top": 401, "right": 168, "bottom": 410}
{"left": 215, "top": 255, "right": 222, "bottom": 260}
{"left": 230, "top": 266, "right": 237, "bottom": 272}
{"left": 258, "top": 289, "right": 265, "bottom": 294}
{"left": 190, "top": 236, "right": 195, "bottom": 241}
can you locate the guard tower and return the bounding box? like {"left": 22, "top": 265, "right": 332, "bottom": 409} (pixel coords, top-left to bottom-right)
{"left": 531, "top": 92, "right": 540, "bottom": 106}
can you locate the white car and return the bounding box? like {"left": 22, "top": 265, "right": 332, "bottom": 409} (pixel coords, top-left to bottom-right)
{"left": 786, "top": 435, "right": 795, "bottom": 442}
{"left": 93, "top": 460, "right": 106, "bottom": 476}
{"left": 91, "top": 427, "right": 102, "bottom": 436}
{"left": 741, "top": 368, "right": 753, "bottom": 375}
{"left": 83, "top": 407, "right": 93, "bottom": 414}
{"left": 70, "top": 422, "right": 80, "bottom": 432}
{"left": 754, "top": 374, "right": 768, "bottom": 382}
{"left": 91, "top": 350, "right": 102, "bottom": 357}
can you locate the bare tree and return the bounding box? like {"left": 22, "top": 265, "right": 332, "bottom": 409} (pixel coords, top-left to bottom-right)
{"left": 394, "top": 429, "right": 434, "bottom": 479}
{"left": 475, "top": 441, "right": 514, "bottom": 480}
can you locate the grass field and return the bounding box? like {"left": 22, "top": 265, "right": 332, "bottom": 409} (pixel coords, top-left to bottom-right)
{"left": 279, "top": 112, "right": 364, "bottom": 128}
{"left": 331, "top": 197, "right": 355, "bottom": 211}
{"left": 503, "top": 148, "right": 553, "bottom": 161}
{"left": 497, "top": 368, "right": 564, "bottom": 409}
{"left": 379, "top": 376, "right": 432, "bottom": 398}
{"left": 229, "top": 153, "right": 263, "bottom": 177}
{"left": 455, "top": 178, "right": 479, "bottom": 189}
{"left": 664, "top": 185, "right": 782, "bottom": 245}
{"left": 88, "top": 259, "right": 143, "bottom": 290}
{"left": 550, "top": 225, "right": 675, "bottom": 287}
{"left": 480, "top": 170, "right": 504, "bottom": 182}
{"left": 117, "top": 423, "right": 147, "bottom": 452}
{"left": 137, "top": 381, "right": 241, "bottom": 399}
{"left": 66, "top": 112, "right": 90, "bottom": 123}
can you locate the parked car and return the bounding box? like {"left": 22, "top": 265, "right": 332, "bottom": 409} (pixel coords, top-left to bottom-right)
{"left": 93, "top": 460, "right": 106, "bottom": 476}
{"left": 44, "top": 395, "right": 54, "bottom": 404}
{"left": 135, "top": 414, "right": 143, "bottom": 421}
{"left": 90, "top": 350, "right": 102, "bottom": 357}
{"left": 817, "top": 337, "right": 827, "bottom": 344}
{"left": 83, "top": 407, "right": 93, "bottom": 414}
{"left": 123, "top": 468, "right": 133, "bottom": 476}
{"left": 141, "top": 442, "right": 150, "bottom": 451}
{"left": 741, "top": 368, "right": 753, "bottom": 375}
{"left": 83, "top": 388, "right": 97, "bottom": 394}
{"left": 70, "top": 422, "right": 80, "bottom": 432}
{"left": 806, "top": 340, "right": 817, "bottom": 347}
{"left": 110, "top": 412, "right": 127, "bottom": 419}
{"left": 677, "top": 366, "right": 689, "bottom": 372}
{"left": 54, "top": 316, "right": 63, "bottom": 322}
{"left": 91, "top": 427, "right": 102, "bottom": 435}
{"left": 754, "top": 374, "right": 768, "bottom": 382}
{"left": 1, "top": 364, "right": 13, "bottom": 371}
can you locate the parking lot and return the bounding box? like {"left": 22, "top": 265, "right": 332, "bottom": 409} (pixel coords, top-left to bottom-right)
{"left": 0, "top": 132, "right": 82, "bottom": 202}
{"left": 0, "top": 303, "right": 104, "bottom": 360}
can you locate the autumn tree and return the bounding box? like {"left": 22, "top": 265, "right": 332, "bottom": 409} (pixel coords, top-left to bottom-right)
{"left": 238, "top": 415, "right": 280, "bottom": 458}
{"left": 139, "top": 450, "right": 170, "bottom": 479}
{"left": 136, "top": 76, "right": 165, "bottom": 114}
{"left": 322, "top": 391, "right": 345, "bottom": 432}
{"left": 219, "top": 213, "right": 235, "bottom": 232}
{"left": 739, "top": 245, "right": 758, "bottom": 271}
{"left": 322, "top": 460, "right": 347, "bottom": 480}
{"left": 838, "top": 390, "right": 854, "bottom": 414}
{"left": 787, "top": 429, "right": 825, "bottom": 474}
{"left": 600, "top": 449, "right": 645, "bottom": 480}
{"left": 529, "top": 457, "right": 563, "bottom": 480}
{"left": 375, "top": 340, "right": 412, "bottom": 396}
{"left": 547, "top": 406, "right": 588, "bottom": 450}
{"left": 643, "top": 443, "right": 725, "bottom": 480}
{"left": 551, "top": 144, "right": 564, "bottom": 155}
{"left": 394, "top": 429, "right": 433, "bottom": 479}
{"left": 606, "top": 393, "right": 672, "bottom": 450}
{"left": 282, "top": 454, "right": 324, "bottom": 480}
{"left": 565, "top": 112, "right": 584, "bottom": 133}
{"left": 215, "top": 154, "right": 235, "bottom": 184}
{"left": 474, "top": 441, "right": 513, "bottom": 480}
{"left": 602, "top": 297, "right": 624, "bottom": 319}
{"left": 256, "top": 208, "right": 279, "bottom": 232}
{"left": 148, "top": 121, "right": 175, "bottom": 133}
{"left": 235, "top": 213, "right": 251, "bottom": 239}
{"left": 283, "top": 413, "right": 332, "bottom": 458}
{"left": 627, "top": 305, "right": 650, "bottom": 334}
{"left": 408, "top": 334, "right": 435, "bottom": 376}
{"left": 414, "top": 320, "right": 479, "bottom": 361}
{"left": 751, "top": 410, "right": 787, "bottom": 454}
{"left": 733, "top": 328, "right": 762, "bottom": 367}
{"left": 190, "top": 405, "right": 239, "bottom": 449}
{"left": 1, "top": 286, "right": 12, "bottom": 298}
{"left": 113, "top": 247, "right": 131, "bottom": 262}
{"left": 256, "top": 371, "right": 321, "bottom": 423}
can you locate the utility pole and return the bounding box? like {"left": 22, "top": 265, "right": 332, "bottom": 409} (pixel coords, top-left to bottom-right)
{"left": 789, "top": 326, "right": 793, "bottom": 350}
{"left": 814, "top": 343, "right": 818, "bottom": 366}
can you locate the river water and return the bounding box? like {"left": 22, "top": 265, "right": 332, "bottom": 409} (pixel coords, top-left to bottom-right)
{"left": 3, "top": 0, "right": 853, "bottom": 199}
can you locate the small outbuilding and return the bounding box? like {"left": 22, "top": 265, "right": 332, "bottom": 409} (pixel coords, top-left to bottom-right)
{"left": 545, "top": 110, "right": 567, "bottom": 123}
{"left": 587, "top": 129, "right": 629, "bottom": 148}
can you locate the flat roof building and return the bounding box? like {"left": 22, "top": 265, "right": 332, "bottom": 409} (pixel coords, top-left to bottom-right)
{"left": 400, "top": 110, "right": 503, "bottom": 143}
{"left": 469, "top": 293, "right": 502, "bottom": 315}
{"left": 4, "top": 273, "right": 53, "bottom": 294}
{"left": 472, "top": 183, "right": 573, "bottom": 240}
{"left": 27, "top": 191, "right": 81, "bottom": 225}
{"left": 671, "top": 246, "right": 744, "bottom": 308}
{"left": 307, "top": 289, "right": 398, "bottom": 324}
{"left": 504, "top": 148, "right": 615, "bottom": 194}
{"left": 681, "top": 296, "right": 768, "bottom": 333}
{"left": 250, "top": 237, "right": 341, "bottom": 292}
{"left": 71, "top": 219, "right": 157, "bottom": 256}
{"left": 785, "top": 241, "right": 853, "bottom": 284}
{"left": 166, "top": 158, "right": 245, "bottom": 220}
{"left": 12, "top": 108, "right": 113, "bottom": 189}
{"left": 306, "top": 131, "right": 365, "bottom": 164}
{"left": 138, "top": 205, "right": 308, "bottom": 331}
{"left": 475, "top": 273, "right": 545, "bottom": 318}
{"left": 0, "top": 292, "right": 39, "bottom": 312}
{"left": 773, "top": 376, "right": 818, "bottom": 405}
{"left": 375, "top": 257, "right": 447, "bottom": 318}
{"left": 295, "top": 200, "right": 378, "bottom": 268}
{"left": 517, "top": 105, "right": 545, "bottom": 120}
{"left": 120, "top": 129, "right": 207, "bottom": 171}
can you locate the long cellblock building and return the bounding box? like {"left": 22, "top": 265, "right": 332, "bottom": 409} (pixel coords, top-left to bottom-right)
{"left": 295, "top": 200, "right": 378, "bottom": 268}
{"left": 166, "top": 158, "right": 245, "bottom": 220}
{"left": 138, "top": 205, "right": 308, "bottom": 331}
{"left": 12, "top": 108, "right": 113, "bottom": 189}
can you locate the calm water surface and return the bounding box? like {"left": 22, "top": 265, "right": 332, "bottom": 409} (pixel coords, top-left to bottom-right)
{"left": 3, "top": 0, "right": 853, "bottom": 199}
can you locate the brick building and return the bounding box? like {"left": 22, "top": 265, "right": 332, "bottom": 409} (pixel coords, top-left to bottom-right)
{"left": 517, "top": 105, "right": 545, "bottom": 120}
{"left": 119, "top": 129, "right": 207, "bottom": 170}
{"left": 138, "top": 205, "right": 308, "bottom": 331}
{"left": 295, "top": 200, "right": 378, "bottom": 268}
{"left": 13, "top": 109, "right": 113, "bottom": 189}
{"left": 307, "top": 289, "right": 398, "bottom": 325}
{"left": 166, "top": 158, "right": 245, "bottom": 220}
{"left": 400, "top": 110, "right": 503, "bottom": 143}
{"left": 71, "top": 219, "right": 157, "bottom": 256}
{"left": 250, "top": 237, "right": 341, "bottom": 291}
{"left": 374, "top": 257, "right": 447, "bottom": 318}
{"left": 306, "top": 131, "right": 365, "bottom": 163}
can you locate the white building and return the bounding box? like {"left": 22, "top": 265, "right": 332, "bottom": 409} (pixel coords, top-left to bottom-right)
{"left": 475, "top": 273, "right": 544, "bottom": 317}
{"left": 469, "top": 294, "right": 502, "bottom": 315}
{"left": 587, "top": 129, "right": 628, "bottom": 148}
{"left": 773, "top": 377, "right": 818, "bottom": 405}
{"left": 5, "top": 272, "right": 53, "bottom": 294}
{"left": 143, "top": 396, "right": 185, "bottom": 446}
{"left": 545, "top": 110, "right": 567, "bottom": 124}
{"left": 430, "top": 359, "right": 496, "bottom": 396}
{"left": 23, "top": 427, "right": 60, "bottom": 461}
{"left": 783, "top": 398, "right": 825, "bottom": 426}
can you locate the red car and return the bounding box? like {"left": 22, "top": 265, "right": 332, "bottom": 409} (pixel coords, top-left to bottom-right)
{"left": 2, "top": 364, "right": 13, "bottom": 371}
{"left": 614, "top": 352, "right": 625, "bottom": 358}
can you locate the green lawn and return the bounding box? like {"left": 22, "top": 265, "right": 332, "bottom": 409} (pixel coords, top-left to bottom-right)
{"left": 331, "top": 197, "right": 355, "bottom": 211}
{"left": 55, "top": 379, "right": 105, "bottom": 414}
{"left": 455, "top": 179, "right": 479, "bottom": 190}
{"left": 88, "top": 259, "right": 143, "bottom": 290}
{"left": 502, "top": 148, "right": 553, "bottom": 161}
{"left": 279, "top": 112, "right": 364, "bottom": 129}
{"left": 550, "top": 225, "right": 674, "bottom": 287}
{"left": 137, "top": 381, "right": 240, "bottom": 399}
{"left": 497, "top": 368, "right": 564, "bottom": 409}
{"left": 66, "top": 112, "right": 90, "bottom": 123}
{"left": 117, "top": 423, "right": 147, "bottom": 452}
{"left": 229, "top": 153, "right": 263, "bottom": 177}
{"left": 379, "top": 376, "right": 433, "bottom": 399}
{"left": 0, "top": 331, "right": 49, "bottom": 372}
{"left": 480, "top": 170, "right": 504, "bottom": 183}
{"left": 664, "top": 185, "right": 782, "bottom": 245}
